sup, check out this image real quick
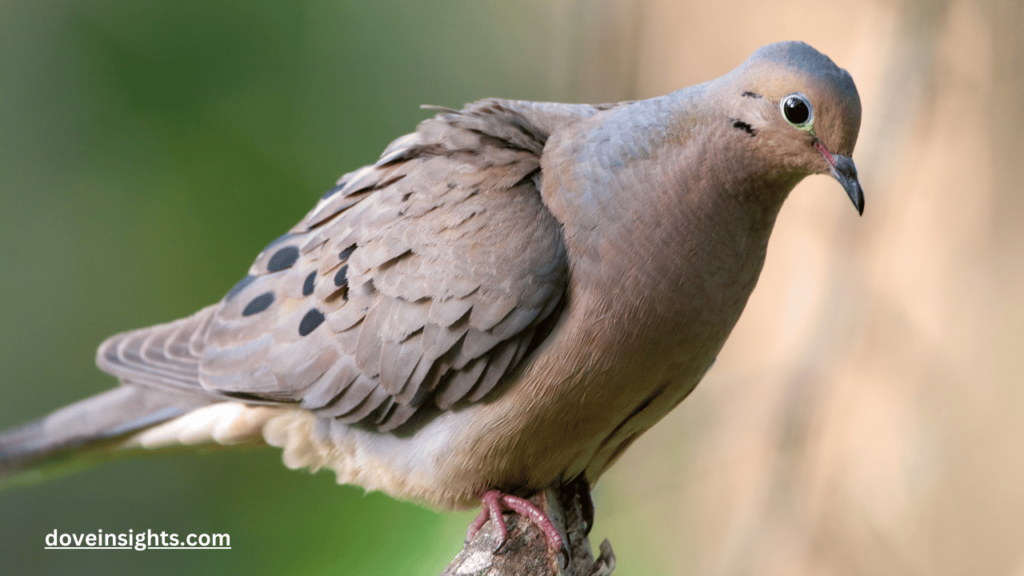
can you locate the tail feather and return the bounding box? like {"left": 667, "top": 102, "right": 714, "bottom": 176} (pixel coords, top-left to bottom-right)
{"left": 0, "top": 385, "right": 211, "bottom": 487}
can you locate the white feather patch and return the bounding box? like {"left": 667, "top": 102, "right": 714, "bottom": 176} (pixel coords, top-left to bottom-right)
{"left": 123, "top": 402, "right": 277, "bottom": 449}
{"left": 120, "top": 403, "right": 473, "bottom": 510}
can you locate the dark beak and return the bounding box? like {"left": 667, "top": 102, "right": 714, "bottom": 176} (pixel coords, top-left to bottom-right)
{"left": 830, "top": 154, "right": 864, "bottom": 216}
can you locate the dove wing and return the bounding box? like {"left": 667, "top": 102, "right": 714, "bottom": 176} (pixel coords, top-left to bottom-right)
{"left": 97, "top": 99, "right": 600, "bottom": 432}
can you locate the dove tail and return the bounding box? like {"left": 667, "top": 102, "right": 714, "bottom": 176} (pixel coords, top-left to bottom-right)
{"left": 0, "top": 386, "right": 211, "bottom": 488}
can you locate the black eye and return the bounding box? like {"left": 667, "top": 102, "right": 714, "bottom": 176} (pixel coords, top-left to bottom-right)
{"left": 781, "top": 93, "right": 813, "bottom": 129}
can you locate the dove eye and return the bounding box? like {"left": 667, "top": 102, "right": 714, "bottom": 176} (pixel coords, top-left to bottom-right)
{"left": 781, "top": 93, "right": 813, "bottom": 130}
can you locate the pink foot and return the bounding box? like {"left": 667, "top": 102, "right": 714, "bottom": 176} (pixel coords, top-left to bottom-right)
{"left": 465, "top": 489, "right": 565, "bottom": 555}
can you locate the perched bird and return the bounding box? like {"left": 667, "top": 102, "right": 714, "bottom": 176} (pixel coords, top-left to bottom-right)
{"left": 0, "top": 41, "right": 862, "bottom": 554}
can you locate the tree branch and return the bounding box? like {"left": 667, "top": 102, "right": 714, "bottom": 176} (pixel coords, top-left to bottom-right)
{"left": 441, "top": 483, "right": 616, "bottom": 576}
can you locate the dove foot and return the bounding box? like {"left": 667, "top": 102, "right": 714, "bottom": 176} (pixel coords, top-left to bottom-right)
{"left": 465, "top": 489, "right": 565, "bottom": 557}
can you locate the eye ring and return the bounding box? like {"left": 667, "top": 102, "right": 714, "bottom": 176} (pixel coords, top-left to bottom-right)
{"left": 780, "top": 93, "right": 814, "bottom": 131}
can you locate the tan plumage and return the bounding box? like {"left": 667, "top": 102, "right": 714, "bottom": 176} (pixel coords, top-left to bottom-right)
{"left": 1, "top": 42, "right": 863, "bottom": 516}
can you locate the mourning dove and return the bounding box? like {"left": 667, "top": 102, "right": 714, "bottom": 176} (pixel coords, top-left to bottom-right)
{"left": 0, "top": 41, "right": 862, "bottom": 554}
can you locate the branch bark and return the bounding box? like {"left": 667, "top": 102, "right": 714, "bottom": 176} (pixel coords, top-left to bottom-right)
{"left": 441, "top": 483, "right": 616, "bottom": 576}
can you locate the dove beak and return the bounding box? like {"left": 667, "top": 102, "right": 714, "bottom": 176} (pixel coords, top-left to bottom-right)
{"left": 814, "top": 141, "right": 864, "bottom": 216}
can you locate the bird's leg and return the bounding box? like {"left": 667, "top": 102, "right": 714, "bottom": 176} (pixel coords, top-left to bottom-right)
{"left": 465, "top": 507, "right": 491, "bottom": 545}
{"left": 465, "top": 490, "right": 511, "bottom": 552}
{"left": 465, "top": 489, "right": 564, "bottom": 555}
{"left": 499, "top": 494, "right": 564, "bottom": 553}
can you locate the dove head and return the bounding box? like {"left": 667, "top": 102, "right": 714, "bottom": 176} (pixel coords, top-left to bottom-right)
{"left": 723, "top": 41, "right": 864, "bottom": 214}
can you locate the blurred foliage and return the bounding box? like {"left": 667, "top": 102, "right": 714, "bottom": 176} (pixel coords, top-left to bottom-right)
{"left": 0, "top": 1, "right": 564, "bottom": 575}
{"left": 4, "top": 0, "right": 1023, "bottom": 575}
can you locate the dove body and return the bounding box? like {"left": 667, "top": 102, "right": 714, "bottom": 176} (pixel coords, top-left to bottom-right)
{"left": 0, "top": 42, "right": 862, "bottom": 516}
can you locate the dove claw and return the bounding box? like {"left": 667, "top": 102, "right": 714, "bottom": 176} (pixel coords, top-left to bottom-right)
{"left": 464, "top": 489, "right": 565, "bottom": 558}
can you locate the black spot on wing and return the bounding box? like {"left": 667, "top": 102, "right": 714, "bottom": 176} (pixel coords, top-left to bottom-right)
{"left": 742, "top": 91, "right": 762, "bottom": 98}
{"left": 339, "top": 245, "right": 356, "bottom": 261}
{"left": 299, "top": 308, "right": 325, "bottom": 336}
{"left": 267, "top": 246, "right": 299, "bottom": 272}
{"left": 302, "top": 271, "right": 316, "bottom": 296}
{"left": 731, "top": 119, "right": 757, "bottom": 137}
{"left": 334, "top": 265, "right": 348, "bottom": 287}
{"left": 242, "top": 292, "right": 275, "bottom": 316}
{"left": 225, "top": 275, "right": 256, "bottom": 301}
{"left": 333, "top": 265, "right": 350, "bottom": 300}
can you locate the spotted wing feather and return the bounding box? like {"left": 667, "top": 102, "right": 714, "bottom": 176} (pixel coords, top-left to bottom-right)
{"left": 99, "top": 99, "right": 593, "bottom": 432}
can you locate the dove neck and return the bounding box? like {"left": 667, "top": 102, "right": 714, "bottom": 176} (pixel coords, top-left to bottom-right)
{"left": 545, "top": 91, "right": 800, "bottom": 357}
{"left": 555, "top": 92, "right": 795, "bottom": 275}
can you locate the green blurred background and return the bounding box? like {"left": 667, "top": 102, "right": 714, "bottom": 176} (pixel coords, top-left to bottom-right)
{"left": 3, "top": 0, "right": 1024, "bottom": 575}
{"left": 0, "top": 1, "right": 568, "bottom": 575}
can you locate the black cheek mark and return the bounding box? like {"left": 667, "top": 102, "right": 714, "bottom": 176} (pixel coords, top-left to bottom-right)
{"left": 338, "top": 245, "right": 356, "bottom": 261}
{"left": 742, "top": 91, "right": 762, "bottom": 98}
{"left": 267, "top": 246, "right": 299, "bottom": 272}
{"left": 334, "top": 265, "right": 348, "bottom": 287}
{"left": 302, "top": 271, "right": 316, "bottom": 296}
{"left": 242, "top": 292, "right": 275, "bottom": 316}
{"left": 225, "top": 275, "right": 256, "bottom": 301}
{"left": 732, "top": 119, "right": 757, "bottom": 137}
{"left": 298, "top": 308, "right": 325, "bottom": 336}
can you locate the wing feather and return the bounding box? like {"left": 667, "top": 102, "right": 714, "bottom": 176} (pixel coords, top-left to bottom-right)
{"left": 95, "top": 98, "right": 596, "bottom": 432}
